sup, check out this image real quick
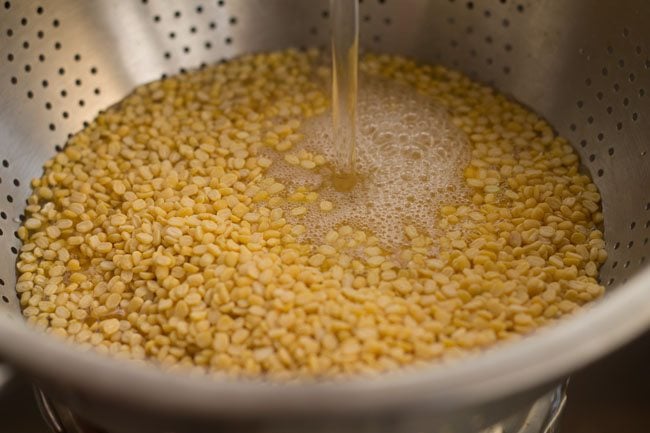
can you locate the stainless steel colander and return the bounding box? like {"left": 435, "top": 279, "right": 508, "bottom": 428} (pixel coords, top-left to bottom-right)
{"left": 0, "top": 1, "right": 649, "bottom": 432}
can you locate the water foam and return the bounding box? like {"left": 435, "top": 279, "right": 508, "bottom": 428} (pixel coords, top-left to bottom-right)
{"left": 266, "top": 76, "right": 471, "bottom": 248}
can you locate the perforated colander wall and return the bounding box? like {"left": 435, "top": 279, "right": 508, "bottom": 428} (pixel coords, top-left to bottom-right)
{"left": 0, "top": 0, "right": 649, "bottom": 322}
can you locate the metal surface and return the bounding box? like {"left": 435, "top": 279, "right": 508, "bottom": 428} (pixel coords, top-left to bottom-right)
{"left": 35, "top": 388, "right": 101, "bottom": 433}
{"left": 33, "top": 384, "right": 568, "bottom": 433}
{"left": 34, "top": 387, "right": 66, "bottom": 433}
{"left": 0, "top": 0, "right": 649, "bottom": 432}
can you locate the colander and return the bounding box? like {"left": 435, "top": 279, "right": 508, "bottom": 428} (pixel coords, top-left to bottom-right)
{"left": 0, "top": 0, "right": 649, "bottom": 432}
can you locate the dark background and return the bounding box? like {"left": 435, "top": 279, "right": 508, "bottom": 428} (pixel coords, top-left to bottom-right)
{"left": 560, "top": 330, "right": 650, "bottom": 433}
{"left": 1, "top": 331, "right": 649, "bottom": 432}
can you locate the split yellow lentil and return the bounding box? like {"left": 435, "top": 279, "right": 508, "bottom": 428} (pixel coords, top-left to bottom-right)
{"left": 16, "top": 49, "right": 606, "bottom": 378}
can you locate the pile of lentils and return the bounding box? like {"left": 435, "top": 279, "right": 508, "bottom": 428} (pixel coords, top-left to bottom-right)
{"left": 16, "top": 49, "right": 607, "bottom": 378}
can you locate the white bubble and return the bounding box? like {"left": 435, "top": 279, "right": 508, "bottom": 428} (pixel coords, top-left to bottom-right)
{"left": 265, "top": 75, "right": 471, "bottom": 249}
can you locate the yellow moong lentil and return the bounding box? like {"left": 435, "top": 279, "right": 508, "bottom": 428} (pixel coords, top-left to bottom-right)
{"left": 16, "top": 49, "right": 606, "bottom": 379}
